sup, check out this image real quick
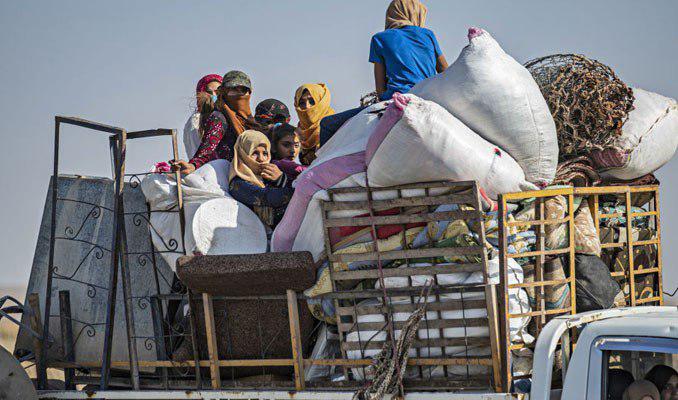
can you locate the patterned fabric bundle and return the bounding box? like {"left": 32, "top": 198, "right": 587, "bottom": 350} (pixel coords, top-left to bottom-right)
{"left": 523, "top": 257, "right": 571, "bottom": 310}
{"left": 553, "top": 156, "right": 602, "bottom": 187}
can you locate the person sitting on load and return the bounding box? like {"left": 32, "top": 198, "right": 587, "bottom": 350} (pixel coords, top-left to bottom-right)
{"left": 183, "top": 74, "right": 222, "bottom": 159}
{"left": 172, "top": 70, "right": 262, "bottom": 175}
{"left": 293, "top": 83, "right": 335, "bottom": 165}
{"left": 228, "top": 130, "right": 294, "bottom": 229}
{"left": 318, "top": 0, "right": 448, "bottom": 146}
{"left": 254, "top": 98, "right": 291, "bottom": 131}
{"left": 268, "top": 122, "right": 306, "bottom": 182}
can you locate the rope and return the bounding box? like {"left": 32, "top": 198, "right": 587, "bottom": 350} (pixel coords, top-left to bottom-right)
{"left": 363, "top": 173, "right": 405, "bottom": 396}
{"left": 353, "top": 286, "right": 432, "bottom": 400}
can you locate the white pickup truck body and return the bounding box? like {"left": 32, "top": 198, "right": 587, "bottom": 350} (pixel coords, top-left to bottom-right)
{"left": 37, "top": 306, "right": 678, "bottom": 400}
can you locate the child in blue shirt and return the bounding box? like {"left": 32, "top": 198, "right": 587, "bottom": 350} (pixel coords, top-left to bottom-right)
{"left": 319, "top": 0, "right": 447, "bottom": 145}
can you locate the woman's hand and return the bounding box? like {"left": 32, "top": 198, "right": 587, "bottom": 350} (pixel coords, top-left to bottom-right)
{"left": 170, "top": 160, "right": 196, "bottom": 175}
{"left": 260, "top": 163, "right": 282, "bottom": 182}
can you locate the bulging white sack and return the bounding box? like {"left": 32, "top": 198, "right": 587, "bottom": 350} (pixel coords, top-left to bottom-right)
{"left": 602, "top": 88, "right": 678, "bottom": 180}
{"left": 141, "top": 159, "right": 266, "bottom": 269}
{"left": 271, "top": 103, "right": 388, "bottom": 257}
{"left": 366, "top": 94, "right": 536, "bottom": 199}
{"left": 192, "top": 198, "right": 266, "bottom": 255}
{"left": 410, "top": 27, "right": 558, "bottom": 186}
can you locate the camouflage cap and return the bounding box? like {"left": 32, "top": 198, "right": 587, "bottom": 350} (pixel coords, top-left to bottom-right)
{"left": 221, "top": 70, "right": 252, "bottom": 91}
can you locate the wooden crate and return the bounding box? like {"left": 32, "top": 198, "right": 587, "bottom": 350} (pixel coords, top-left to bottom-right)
{"left": 575, "top": 185, "right": 663, "bottom": 306}
{"left": 320, "top": 180, "right": 502, "bottom": 391}
{"left": 497, "top": 187, "right": 577, "bottom": 391}
{"left": 496, "top": 184, "right": 663, "bottom": 391}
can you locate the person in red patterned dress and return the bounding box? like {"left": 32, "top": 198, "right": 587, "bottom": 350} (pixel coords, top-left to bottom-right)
{"left": 171, "top": 70, "right": 262, "bottom": 175}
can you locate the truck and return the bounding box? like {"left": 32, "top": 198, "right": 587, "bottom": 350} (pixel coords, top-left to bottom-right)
{"left": 0, "top": 117, "right": 672, "bottom": 400}
{"left": 4, "top": 306, "right": 676, "bottom": 399}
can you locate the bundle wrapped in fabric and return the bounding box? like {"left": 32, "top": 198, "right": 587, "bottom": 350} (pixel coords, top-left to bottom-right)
{"left": 410, "top": 27, "right": 558, "bottom": 186}
{"left": 270, "top": 103, "right": 386, "bottom": 258}
{"left": 345, "top": 257, "right": 532, "bottom": 381}
{"left": 272, "top": 92, "right": 526, "bottom": 257}
{"left": 596, "top": 88, "right": 678, "bottom": 180}
{"left": 366, "top": 93, "right": 537, "bottom": 198}
{"left": 141, "top": 159, "right": 267, "bottom": 269}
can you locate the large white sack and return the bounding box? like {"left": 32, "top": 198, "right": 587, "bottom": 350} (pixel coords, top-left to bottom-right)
{"left": 271, "top": 103, "right": 388, "bottom": 257}
{"left": 192, "top": 197, "right": 266, "bottom": 255}
{"left": 366, "top": 94, "right": 537, "bottom": 199}
{"left": 409, "top": 27, "right": 558, "bottom": 186}
{"left": 141, "top": 159, "right": 265, "bottom": 269}
{"left": 601, "top": 88, "right": 678, "bottom": 180}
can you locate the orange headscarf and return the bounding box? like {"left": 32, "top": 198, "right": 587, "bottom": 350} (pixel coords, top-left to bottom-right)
{"left": 228, "top": 130, "right": 271, "bottom": 188}
{"left": 215, "top": 90, "right": 257, "bottom": 135}
{"left": 385, "top": 0, "right": 427, "bottom": 30}
{"left": 294, "top": 83, "right": 335, "bottom": 151}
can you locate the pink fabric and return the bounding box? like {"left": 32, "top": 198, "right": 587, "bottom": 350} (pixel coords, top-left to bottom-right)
{"left": 467, "top": 27, "right": 484, "bottom": 40}
{"left": 590, "top": 147, "right": 629, "bottom": 169}
{"left": 196, "top": 74, "right": 223, "bottom": 94}
{"left": 365, "top": 92, "right": 409, "bottom": 165}
{"left": 272, "top": 159, "right": 307, "bottom": 180}
{"left": 153, "top": 161, "right": 171, "bottom": 173}
{"left": 271, "top": 152, "right": 366, "bottom": 252}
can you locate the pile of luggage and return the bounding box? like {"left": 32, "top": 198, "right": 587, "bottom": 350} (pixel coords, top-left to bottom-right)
{"left": 139, "top": 26, "right": 675, "bottom": 385}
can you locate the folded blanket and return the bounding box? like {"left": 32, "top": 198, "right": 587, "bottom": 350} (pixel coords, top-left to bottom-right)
{"left": 553, "top": 156, "right": 601, "bottom": 187}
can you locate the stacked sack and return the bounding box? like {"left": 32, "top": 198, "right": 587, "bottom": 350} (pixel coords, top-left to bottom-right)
{"left": 273, "top": 26, "right": 558, "bottom": 257}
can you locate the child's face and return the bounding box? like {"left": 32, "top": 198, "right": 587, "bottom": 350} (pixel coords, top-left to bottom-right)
{"left": 276, "top": 134, "right": 300, "bottom": 160}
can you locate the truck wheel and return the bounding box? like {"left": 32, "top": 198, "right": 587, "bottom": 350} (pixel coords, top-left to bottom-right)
{"left": 0, "top": 344, "right": 38, "bottom": 400}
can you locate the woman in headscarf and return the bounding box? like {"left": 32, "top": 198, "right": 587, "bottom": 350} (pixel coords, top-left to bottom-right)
{"left": 182, "top": 74, "right": 222, "bottom": 159}
{"left": 373, "top": 0, "right": 447, "bottom": 99}
{"left": 318, "top": 0, "right": 448, "bottom": 146}
{"left": 172, "top": 70, "right": 262, "bottom": 175}
{"left": 255, "top": 98, "right": 291, "bottom": 131}
{"left": 622, "top": 379, "right": 661, "bottom": 400}
{"left": 294, "top": 83, "right": 334, "bottom": 165}
{"left": 228, "top": 130, "right": 294, "bottom": 229}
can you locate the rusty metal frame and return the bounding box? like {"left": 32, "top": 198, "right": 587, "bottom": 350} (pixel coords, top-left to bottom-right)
{"left": 42, "top": 118, "right": 186, "bottom": 391}
{"left": 574, "top": 185, "right": 663, "bottom": 306}
{"left": 41, "top": 116, "right": 127, "bottom": 390}
{"left": 497, "top": 187, "right": 577, "bottom": 392}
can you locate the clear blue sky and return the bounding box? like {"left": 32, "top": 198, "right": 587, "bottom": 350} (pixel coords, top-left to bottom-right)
{"left": 1, "top": 1, "right": 677, "bottom": 300}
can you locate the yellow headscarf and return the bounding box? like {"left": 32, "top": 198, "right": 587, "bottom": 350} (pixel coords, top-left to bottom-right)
{"left": 228, "top": 130, "right": 271, "bottom": 188}
{"left": 294, "top": 83, "right": 335, "bottom": 151}
{"left": 385, "top": 0, "right": 427, "bottom": 30}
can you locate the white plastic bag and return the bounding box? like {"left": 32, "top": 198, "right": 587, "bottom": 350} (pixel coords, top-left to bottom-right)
{"left": 141, "top": 159, "right": 266, "bottom": 269}
{"left": 410, "top": 27, "right": 558, "bottom": 186}
{"left": 366, "top": 94, "right": 537, "bottom": 199}
{"left": 602, "top": 88, "right": 678, "bottom": 180}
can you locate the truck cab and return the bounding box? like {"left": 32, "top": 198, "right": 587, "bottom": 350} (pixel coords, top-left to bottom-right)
{"left": 530, "top": 306, "right": 678, "bottom": 400}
